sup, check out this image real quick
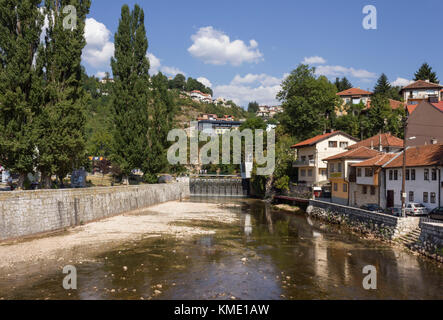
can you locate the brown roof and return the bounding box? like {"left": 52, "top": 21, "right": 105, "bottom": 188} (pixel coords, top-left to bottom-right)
{"left": 323, "top": 147, "right": 382, "bottom": 161}
{"left": 365, "top": 99, "right": 404, "bottom": 110}
{"left": 352, "top": 153, "right": 398, "bottom": 167}
{"left": 347, "top": 133, "right": 404, "bottom": 150}
{"left": 401, "top": 80, "right": 443, "bottom": 91}
{"left": 383, "top": 144, "right": 443, "bottom": 168}
{"left": 291, "top": 131, "right": 358, "bottom": 148}
{"left": 337, "top": 88, "right": 373, "bottom": 96}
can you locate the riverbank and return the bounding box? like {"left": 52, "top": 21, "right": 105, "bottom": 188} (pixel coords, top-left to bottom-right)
{"left": 0, "top": 201, "right": 240, "bottom": 276}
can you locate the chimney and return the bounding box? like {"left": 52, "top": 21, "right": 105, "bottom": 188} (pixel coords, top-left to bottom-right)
{"left": 425, "top": 79, "right": 430, "bottom": 83}
{"left": 431, "top": 138, "right": 438, "bottom": 145}
{"left": 379, "top": 134, "right": 383, "bottom": 152}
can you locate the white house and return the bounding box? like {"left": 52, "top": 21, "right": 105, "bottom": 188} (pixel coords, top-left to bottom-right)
{"left": 190, "top": 90, "right": 212, "bottom": 103}
{"left": 400, "top": 80, "right": 443, "bottom": 104}
{"left": 382, "top": 144, "right": 443, "bottom": 210}
{"left": 291, "top": 131, "right": 359, "bottom": 187}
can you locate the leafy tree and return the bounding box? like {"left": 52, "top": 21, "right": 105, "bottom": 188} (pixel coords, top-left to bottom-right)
{"left": 185, "top": 77, "right": 213, "bottom": 96}
{"left": 277, "top": 64, "right": 339, "bottom": 140}
{"left": 169, "top": 73, "right": 186, "bottom": 90}
{"left": 247, "top": 101, "right": 260, "bottom": 113}
{"left": 366, "top": 94, "right": 404, "bottom": 138}
{"left": 110, "top": 4, "right": 150, "bottom": 184}
{"left": 334, "top": 77, "right": 352, "bottom": 92}
{"left": 35, "top": 0, "right": 91, "bottom": 188}
{"left": 414, "top": 63, "right": 439, "bottom": 83}
{"left": 0, "top": 0, "right": 44, "bottom": 189}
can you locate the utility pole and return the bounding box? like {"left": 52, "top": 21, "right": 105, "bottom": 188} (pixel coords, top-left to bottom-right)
{"left": 401, "top": 111, "right": 408, "bottom": 218}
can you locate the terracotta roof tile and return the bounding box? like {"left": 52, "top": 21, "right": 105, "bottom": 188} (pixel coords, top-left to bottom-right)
{"left": 407, "top": 104, "right": 418, "bottom": 114}
{"left": 291, "top": 131, "right": 358, "bottom": 148}
{"left": 352, "top": 153, "right": 398, "bottom": 167}
{"left": 401, "top": 80, "right": 443, "bottom": 90}
{"left": 337, "top": 88, "right": 373, "bottom": 96}
{"left": 383, "top": 144, "right": 443, "bottom": 168}
{"left": 347, "top": 133, "right": 404, "bottom": 150}
{"left": 323, "top": 147, "right": 382, "bottom": 161}
{"left": 431, "top": 102, "right": 443, "bottom": 112}
{"left": 365, "top": 99, "right": 404, "bottom": 110}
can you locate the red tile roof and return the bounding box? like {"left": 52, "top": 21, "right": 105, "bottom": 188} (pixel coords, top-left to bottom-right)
{"left": 407, "top": 104, "right": 418, "bottom": 114}
{"left": 323, "top": 147, "right": 382, "bottom": 161}
{"left": 383, "top": 144, "right": 443, "bottom": 168}
{"left": 431, "top": 102, "right": 443, "bottom": 112}
{"left": 365, "top": 99, "right": 404, "bottom": 110}
{"left": 290, "top": 131, "right": 358, "bottom": 148}
{"left": 352, "top": 153, "right": 398, "bottom": 167}
{"left": 337, "top": 88, "right": 373, "bottom": 96}
{"left": 401, "top": 80, "right": 443, "bottom": 90}
{"left": 347, "top": 133, "right": 404, "bottom": 150}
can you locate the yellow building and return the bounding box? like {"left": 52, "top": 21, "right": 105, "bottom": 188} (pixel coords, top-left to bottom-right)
{"left": 323, "top": 147, "right": 382, "bottom": 205}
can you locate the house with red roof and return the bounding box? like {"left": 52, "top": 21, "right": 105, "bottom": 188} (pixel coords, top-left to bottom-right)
{"left": 291, "top": 131, "right": 359, "bottom": 187}
{"left": 406, "top": 99, "right": 443, "bottom": 146}
{"left": 400, "top": 80, "right": 443, "bottom": 104}
{"left": 347, "top": 133, "right": 404, "bottom": 153}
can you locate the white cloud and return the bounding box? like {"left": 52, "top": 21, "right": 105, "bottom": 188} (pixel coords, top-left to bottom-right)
{"left": 197, "top": 77, "right": 212, "bottom": 88}
{"left": 302, "top": 56, "right": 326, "bottom": 65}
{"left": 188, "top": 26, "right": 263, "bottom": 66}
{"left": 391, "top": 77, "right": 412, "bottom": 87}
{"left": 147, "top": 52, "right": 185, "bottom": 77}
{"left": 213, "top": 73, "right": 285, "bottom": 106}
{"left": 83, "top": 18, "right": 115, "bottom": 67}
{"left": 96, "top": 71, "right": 107, "bottom": 79}
{"left": 315, "top": 65, "right": 377, "bottom": 81}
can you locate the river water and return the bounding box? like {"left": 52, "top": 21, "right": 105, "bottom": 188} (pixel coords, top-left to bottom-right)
{"left": 1, "top": 198, "right": 442, "bottom": 300}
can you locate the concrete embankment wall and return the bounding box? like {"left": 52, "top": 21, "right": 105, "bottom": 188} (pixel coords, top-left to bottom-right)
{"left": 0, "top": 182, "right": 190, "bottom": 241}
{"left": 307, "top": 200, "right": 419, "bottom": 240}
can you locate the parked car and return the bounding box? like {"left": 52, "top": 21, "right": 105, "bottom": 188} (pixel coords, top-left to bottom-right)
{"left": 360, "top": 204, "right": 384, "bottom": 213}
{"left": 405, "top": 203, "right": 429, "bottom": 216}
{"left": 429, "top": 207, "right": 443, "bottom": 221}
{"left": 386, "top": 207, "right": 402, "bottom": 217}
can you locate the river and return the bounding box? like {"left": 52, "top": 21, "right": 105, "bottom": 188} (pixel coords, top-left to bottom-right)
{"left": 0, "top": 197, "right": 442, "bottom": 300}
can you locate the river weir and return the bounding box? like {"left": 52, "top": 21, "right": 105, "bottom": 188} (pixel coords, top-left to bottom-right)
{"left": 190, "top": 176, "right": 249, "bottom": 197}
{"left": 0, "top": 198, "right": 441, "bottom": 300}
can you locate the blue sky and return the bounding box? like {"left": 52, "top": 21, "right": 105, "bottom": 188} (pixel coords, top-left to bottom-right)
{"left": 82, "top": 0, "right": 443, "bottom": 106}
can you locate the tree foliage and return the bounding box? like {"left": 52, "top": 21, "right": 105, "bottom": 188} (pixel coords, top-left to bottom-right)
{"left": 334, "top": 77, "right": 352, "bottom": 92}
{"left": 247, "top": 101, "right": 259, "bottom": 113}
{"left": 414, "top": 63, "right": 439, "bottom": 83}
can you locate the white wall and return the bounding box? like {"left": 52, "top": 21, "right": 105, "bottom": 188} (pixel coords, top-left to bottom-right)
{"left": 385, "top": 167, "right": 442, "bottom": 210}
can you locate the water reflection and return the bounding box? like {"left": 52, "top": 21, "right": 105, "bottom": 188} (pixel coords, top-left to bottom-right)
{"left": 0, "top": 198, "right": 442, "bottom": 300}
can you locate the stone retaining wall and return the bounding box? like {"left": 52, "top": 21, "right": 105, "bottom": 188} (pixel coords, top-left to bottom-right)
{"left": 307, "top": 200, "right": 419, "bottom": 240}
{"left": 418, "top": 221, "right": 443, "bottom": 259}
{"left": 0, "top": 182, "right": 190, "bottom": 241}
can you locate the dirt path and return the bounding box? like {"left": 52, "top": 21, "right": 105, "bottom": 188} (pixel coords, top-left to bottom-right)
{"left": 0, "top": 201, "right": 240, "bottom": 275}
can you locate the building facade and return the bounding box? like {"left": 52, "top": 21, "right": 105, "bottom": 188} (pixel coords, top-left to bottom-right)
{"left": 291, "top": 131, "right": 359, "bottom": 187}
{"left": 406, "top": 100, "right": 443, "bottom": 146}
{"left": 401, "top": 80, "right": 443, "bottom": 104}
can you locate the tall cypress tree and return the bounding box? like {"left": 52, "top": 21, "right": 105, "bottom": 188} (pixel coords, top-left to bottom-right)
{"left": 0, "top": 0, "right": 43, "bottom": 189}
{"left": 111, "top": 4, "right": 150, "bottom": 184}
{"left": 35, "top": 0, "right": 91, "bottom": 188}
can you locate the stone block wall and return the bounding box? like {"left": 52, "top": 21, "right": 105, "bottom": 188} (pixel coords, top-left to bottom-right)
{"left": 0, "top": 182, "right": 190, "bottom": 241}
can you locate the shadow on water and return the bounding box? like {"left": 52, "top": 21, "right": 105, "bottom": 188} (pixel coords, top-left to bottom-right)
{"left": 1, "top": 197, "right": 442, "bottom": 300}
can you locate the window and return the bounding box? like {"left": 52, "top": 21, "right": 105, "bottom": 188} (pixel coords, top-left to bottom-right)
{"left": 389, "top": 170, "right": 393, "bottom": 180}
{"left": 409, "top": 191, "right": 414, "bottom": 202}
{"left": 394, "top": 170, "right": 398, "bottom": 181}
{"left": 334, "top": 183, "right": 338, "bottom": 191}
{"left": 330, "top": 164, "right": 335, "bottom": 173}
{"left": 406, "top": 169, "right": 410, "bottom": 181}
{"left": 431, "top": 192, "right": 436, "bottom": 204}
{"left": 357, "top": 168, "right": 362, "bottom": 177}
{"left": 308, "top": 169, "right": 313, "bottom": 177}
{"left": 301, "top": 169, "right": 306, "bottom": 177}
{"left": 370, "top": 186, "right": 376, "bottom": 195}
{"left": 338, "top": 163, "right": 342, "bottom": 173}
{"left": 362, "top": 186, "right": 367, "bottom": 194}
{"left": 411, "top": 169, "right": 416, "bottom": 180}
{"left": 423, "top": 192, "right": 429, "bottom": 203}
{"left": 340, "top": 142, "right": 348, "bottom": 148}
{"left": 301, "top": 156, "right": 306, "bottom": 162}
{"left": 329, "top": 141, "right": 338, "bottom": 148}
{"left": 365, "top": 168, "right": 373, "bottom": 177}
{"left": 424, "top": 169, "right": 429, "bottom": 181}
{"left": 343, "top": 183, "right": 348, "bottom": 193}
{"left": 432, "top": 169, "right": 437, "bottom": 181}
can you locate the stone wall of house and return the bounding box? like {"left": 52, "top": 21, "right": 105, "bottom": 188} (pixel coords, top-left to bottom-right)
{"left": 0, "top": 182, "right": 190, "bottom": 241}
{"left": 307, "top": 199, "right": 419, "bottom": 240}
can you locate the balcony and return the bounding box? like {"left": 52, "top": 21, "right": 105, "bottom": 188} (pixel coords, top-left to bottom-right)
{"left": 293, "top": 159, "right": 315, "bottom": 167}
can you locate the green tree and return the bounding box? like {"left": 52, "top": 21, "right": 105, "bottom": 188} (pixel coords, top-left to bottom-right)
{"left": 414, "top": 63, "right": 439, "bottom": 83}
{"left": 334, "top": 77, "right": 352, "bottom": 92}
{"left": 0, "top": 0, "right": 44, "bottom": 189}
{"left": 247, "top": 101, "right": 260, "bottom": 113}
{"left": 110, "top": 4, "right": 150, "bottom": 184}
{"left": 277, "top": 64, "right": 339, "bottom": 140}
{"left": 373, "top": 73, "right": 391, "bottom": 95}
{"left": 170, "top": 73, "right": 186, "bottom": 90}
{"left": 35, "top": 0, "right": 91, "bottom": 188}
